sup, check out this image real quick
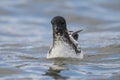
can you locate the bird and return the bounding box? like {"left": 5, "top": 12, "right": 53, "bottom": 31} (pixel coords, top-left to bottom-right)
{"left": 47, "top": 16, "right": 83, "bottom": 59}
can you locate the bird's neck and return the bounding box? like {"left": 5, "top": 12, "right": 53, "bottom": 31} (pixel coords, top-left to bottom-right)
{"left": 53, "top": 32, "right": 70, "bottom": 44}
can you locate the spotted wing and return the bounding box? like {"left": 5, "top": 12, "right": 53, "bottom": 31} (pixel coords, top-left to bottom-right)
{"left": 71, "top": 29, "right": 83, "bottom": 41}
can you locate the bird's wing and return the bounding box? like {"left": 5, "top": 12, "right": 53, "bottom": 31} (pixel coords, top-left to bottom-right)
{"left": 72, "top": 29, "right": 83, "bottom": 37}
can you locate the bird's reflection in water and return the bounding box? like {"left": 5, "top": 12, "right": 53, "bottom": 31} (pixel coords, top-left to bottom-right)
{"left": 44, "top": 58, "right": 81, "bottom": 80}
{"left": 44, "top": 65, "right": 68, "bottom": 80}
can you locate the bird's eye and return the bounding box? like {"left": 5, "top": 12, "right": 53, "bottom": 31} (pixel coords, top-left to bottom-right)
{"left": 61, "top": 22, "right": 65, "bottom": 24}
{"left": 51, "top": 20, "right": 54, "bottom": 24}
{"left": 51, "top": 21, "right": 55, "bottom": 25}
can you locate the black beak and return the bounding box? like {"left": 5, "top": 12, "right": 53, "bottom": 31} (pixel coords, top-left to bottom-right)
{"left": 55, "top": 26, "right": 63, "bottom": 34}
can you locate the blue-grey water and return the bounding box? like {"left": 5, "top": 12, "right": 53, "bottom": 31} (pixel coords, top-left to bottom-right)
{"left": 0, "top": 0, "right": 120, "bottom": 80}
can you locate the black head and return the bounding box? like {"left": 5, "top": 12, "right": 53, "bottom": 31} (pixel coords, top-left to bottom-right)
{"left": 51, "top": 16, "right": 67, "bottom": 36}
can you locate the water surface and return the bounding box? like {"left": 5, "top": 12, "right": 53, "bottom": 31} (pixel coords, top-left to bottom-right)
{"left": 0, "top": 0, "right": 120, "bottom": 80}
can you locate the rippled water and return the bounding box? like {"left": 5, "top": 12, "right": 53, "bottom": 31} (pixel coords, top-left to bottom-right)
{"left": 0, "top": 0, "right": 120, "bottom": 80}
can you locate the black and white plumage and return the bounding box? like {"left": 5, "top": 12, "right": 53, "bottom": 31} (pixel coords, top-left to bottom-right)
{"left": 47, "top": 16, "right": 83, "bottom": 59}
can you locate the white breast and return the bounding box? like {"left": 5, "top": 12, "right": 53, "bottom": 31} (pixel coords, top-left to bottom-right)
{"left": 47, "top": 40, "right": 83, "bottom": 59}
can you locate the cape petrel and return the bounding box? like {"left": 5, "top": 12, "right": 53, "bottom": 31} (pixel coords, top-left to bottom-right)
{"left": 47, "top": 16, "right": 83, "bottom": 59}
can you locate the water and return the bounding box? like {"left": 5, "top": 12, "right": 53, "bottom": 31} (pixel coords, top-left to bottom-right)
{"left": 0, "top": 0, "right": 120, "bottom": 80}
